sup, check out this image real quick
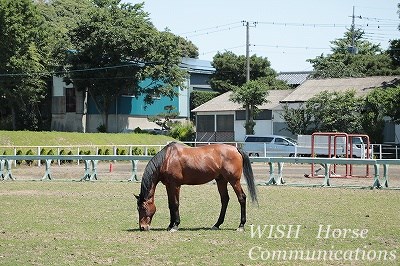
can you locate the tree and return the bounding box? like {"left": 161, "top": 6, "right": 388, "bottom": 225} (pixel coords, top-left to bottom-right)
{"left": 66, "top": 0, "right": 190, "bottom": 131}
{"left": 281, "top": 104, "right": 312, "bottom": 135}
{"left": 230, "top": 80, "right": 270, "bottom": 135}
{"left": 0, "top": 0, "right": 50, "bottom": 130}
{"left": 361, "top": 88, "right": 393, "bottom": 143}
{"left": 147, "top": 105, "right": 179, "bottom": 130}
{"left": 210, "top": 51, "right": 277, "bottom": 92}
{"left": 308, "top": 29, "right": 400, "bottom": 78}
{"left": 282, "top": 90, "right": 364, "bottom": 135}
{"left": 36, "top": 0, "right": 93, "bottom": 69}
{"left": 305, "top": 90, "right": 364, "bottom": 133}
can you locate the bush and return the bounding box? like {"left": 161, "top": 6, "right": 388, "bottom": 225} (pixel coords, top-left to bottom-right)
{"left": 147, "top": 147, "right": 157, "bottom": 156}
{"left": 16, "top": 150, "right": 23, "bottom": 165}
{"left": 97, "top": 124, "right": 106, "bottom": 133}
{"left": 168, "top": 122, "right": 195, "bottom": 141}
{"left": 133, "top": 127, "right": 142, "bottom": 133}
{"left": 25, "top": 149, "right": 34, "bottom": 166}
{"left": 132, "top": 147, "right": 142, "bottom": 155}
{"left": 67, "top": 151, "right": 73, "bottom": 164}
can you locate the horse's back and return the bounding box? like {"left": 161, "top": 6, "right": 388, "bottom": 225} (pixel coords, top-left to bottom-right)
{"left": 160, "top": 143, "right": 243, "bottom": 185}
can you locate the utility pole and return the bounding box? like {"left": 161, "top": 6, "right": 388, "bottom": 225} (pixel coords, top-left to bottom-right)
{"left": 350, "top": 6, "right": 357, "bottom": 54}
{"left": 246, "top": 21, "right": 250, "bottom": 82}
{"left": 242, "top": 21, "right": 257, "bottom": 82}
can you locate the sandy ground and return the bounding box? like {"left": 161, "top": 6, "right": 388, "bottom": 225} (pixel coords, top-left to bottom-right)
{"left": 2, "top": 160, "right": 400, "bottom": 189}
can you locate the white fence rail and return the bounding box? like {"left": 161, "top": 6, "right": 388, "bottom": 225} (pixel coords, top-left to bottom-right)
{"left": 1, "top": 154, "right": 399, "bottom": 189}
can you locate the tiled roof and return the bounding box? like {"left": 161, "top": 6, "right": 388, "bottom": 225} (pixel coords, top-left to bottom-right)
{"left": 277, "top": 71, "right": 312, "bottom": 85}
{"left": 281, "top": 75, "right": 400, "bottom": 102}
{"left": 192, "top": 89, "right": 293, "bottom": 112}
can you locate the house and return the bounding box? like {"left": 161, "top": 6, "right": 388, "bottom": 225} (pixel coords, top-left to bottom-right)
{"left": 192, "top": 89, "right": 294, "bottom": 142}
{"left": 193, "top": 75, "right": 400, "bottom": 144}
{"left": 280, "top": 75, "right": 400, "bottom": 144}
{"left": 51, "top": 58, "right": 215, "bottom": 133}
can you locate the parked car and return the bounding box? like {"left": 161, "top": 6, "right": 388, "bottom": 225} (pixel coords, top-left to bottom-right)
{"left": 243, "top": 135, "right": 297, "bottom": 157}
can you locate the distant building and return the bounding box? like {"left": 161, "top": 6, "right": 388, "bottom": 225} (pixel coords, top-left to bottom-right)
{"left": 51, "top": 58, "right": 215, "bottom": 133}
{"left": 193, "top": 75, "right": 400, "bottom": 144}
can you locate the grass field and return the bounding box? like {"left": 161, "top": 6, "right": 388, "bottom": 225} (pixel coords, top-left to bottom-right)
{"left": 0, "top": 130, "right": 175, "bottom": 146}
{"left": 0, "top": 181, "right": 399, "bottom": 265}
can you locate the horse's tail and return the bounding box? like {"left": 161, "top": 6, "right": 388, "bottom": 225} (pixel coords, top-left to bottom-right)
{"left": 237, "top": 147, "right": 258, "bottom": 204}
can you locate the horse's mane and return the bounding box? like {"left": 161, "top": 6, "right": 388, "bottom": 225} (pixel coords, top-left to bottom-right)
{"left": 139, "top": 142, "right": 176, "bottom": 201}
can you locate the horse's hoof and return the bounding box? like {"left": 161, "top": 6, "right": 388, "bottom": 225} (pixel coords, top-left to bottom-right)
{"left": 211, "top": 226, "right": 220, "bottom": 230}
{"left": 168, "top": 226, "right": 178, "bottom": 232}
{"left": 236, "top": 227, "right": 245, "bottom": 232}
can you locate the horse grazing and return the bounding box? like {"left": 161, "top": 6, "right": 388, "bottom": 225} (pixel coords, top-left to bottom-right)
{"left": 135, "top": 142, "right": 258, "bottom": 231}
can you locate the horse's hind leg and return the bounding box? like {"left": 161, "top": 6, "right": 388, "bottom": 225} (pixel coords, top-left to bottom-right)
{"left": 230, "top": 180, "right": 247, "bottom": 231}
{"left": 212, "top": 178, "right": 229, "bottom": 230}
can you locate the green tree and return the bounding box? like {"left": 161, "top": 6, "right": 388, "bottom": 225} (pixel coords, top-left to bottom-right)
{"left": 0, "top": 0, "right": 50, "bottom": 130}
{"left": 210, "top": 51, "right": 277, "bottom": 92}
{"left": 36, "top": 0, "right": 93, "bottom": 69}
{"left": 66, "top": 0, "right": 189, "bottom": 131}
{"left": 147, "top": 105, "right": 179, "bottom": 130}
{"left": 305, "top": 90, "right": 363, "bottom": 133}
{"left": 281, "top": 103, "right": 312, "bottom": 135}
{"left": 282, "top": 90, "right": 364, "bottom": 135}
{"left": 361, "top": 88, "right": 393, "bottom": 143}
{"left": 308, "top": 29, "right": 399, "bottom": 78}
{"left": 230, "top": 80, "right": 271, "bottom": 135}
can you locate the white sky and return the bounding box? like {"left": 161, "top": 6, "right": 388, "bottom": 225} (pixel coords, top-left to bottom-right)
{"left": 124, "top": 0, "right": 400, "bottom": 72}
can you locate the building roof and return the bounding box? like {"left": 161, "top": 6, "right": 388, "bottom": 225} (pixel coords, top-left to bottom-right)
{"left": 180, "top": 57, "right": 215, "bottom": 74}
{"left": 281, "top": 75, "right": 400, "bottom": 103}
{"left": 192, "top": 89, "right": 293, "bottom": 112}
{"left": 277, "top": 71, "right": 312, "bottom": 86}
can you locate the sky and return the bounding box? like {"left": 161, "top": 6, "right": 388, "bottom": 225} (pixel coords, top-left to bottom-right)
{"left": 124, "top": 0, "right": 400, "bottom": 72}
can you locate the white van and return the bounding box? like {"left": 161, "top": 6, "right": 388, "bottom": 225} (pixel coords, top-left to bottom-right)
{"left": 243, "top": 135, "right": 297, "bottom": 157}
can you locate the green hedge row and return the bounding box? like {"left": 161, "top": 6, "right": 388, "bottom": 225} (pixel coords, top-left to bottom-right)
{"left": 2, "top": 147, "right": 158, "bottom": 166}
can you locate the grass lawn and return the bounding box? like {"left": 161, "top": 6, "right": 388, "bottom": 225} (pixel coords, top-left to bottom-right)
{"left": 0, "top": 181, "right": 399, "bottom": 265}
{"left": 0, "top": 130, "right": 175, "bottom": 147}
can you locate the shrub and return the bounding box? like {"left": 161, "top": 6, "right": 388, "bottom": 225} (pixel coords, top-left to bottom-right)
{"left": 25, "top": 149, "right": 34, "bottom": 166}
{"left": 16, "top": 150, "right": 23, "bottom": 165}
{"left": 67, "top": 151, "right": 73, "bottom": 164}
{"left": 147, "top": 147, "right": 157, "bottom": 156}
{"left": 133, "top": 127, "right": 142, "bottom": 133}
{"left": 97, "top": 124, "right": 106, "bottom": 133}
{"left": 168, "top": 122, "right": 195, "bottom": 141}
{"left": 132, "top": 147, "right": 142, "bottom": 155}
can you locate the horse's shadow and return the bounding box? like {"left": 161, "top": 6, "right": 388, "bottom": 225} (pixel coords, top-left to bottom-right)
{"left": 125, "top": 227, "right": 236, "bottom": 232}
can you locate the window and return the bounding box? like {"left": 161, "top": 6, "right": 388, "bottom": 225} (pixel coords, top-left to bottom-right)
{"left": 245, "top": 136, "right": 273, "bottom": 143}
{"left": 196, "top": 115, "right": 215, "bottom": 132}
{"left": 216, "top": 115, "right": 234, "bottom": 132}
{"left": 235, "top": 110, "right": 272, "bottom": 120}
{"left": 65, "top": 88, "right": 76, "bottom": 113}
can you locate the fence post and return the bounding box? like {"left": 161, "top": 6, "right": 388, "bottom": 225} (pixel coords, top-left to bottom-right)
{"left": 42, "top": 159, "right": 52, "bottom": 180}
{"left": 322, "top": 163, "right": 331, "bottom": 186}
{"left": 372, "top": 163, "right": 381, "bottom": 188}
{"left": 129, "top": 160, "right": 139, "bottom": 182}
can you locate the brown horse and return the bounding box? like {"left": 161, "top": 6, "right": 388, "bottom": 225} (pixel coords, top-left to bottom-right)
{"left": 135, "top": 142, "right": 258, "bottom": 231}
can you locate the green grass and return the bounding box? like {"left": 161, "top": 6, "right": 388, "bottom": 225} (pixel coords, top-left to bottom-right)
{"left": 0, "top": 182, "right": 398, "bottom": 265}
{"left": 0, "top": 130, "right": 175, "bottom": 146}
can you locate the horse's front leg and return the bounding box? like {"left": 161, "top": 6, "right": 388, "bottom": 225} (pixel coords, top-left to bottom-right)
{"left": 166, "top": 184, "right": 181, "bottom": 231}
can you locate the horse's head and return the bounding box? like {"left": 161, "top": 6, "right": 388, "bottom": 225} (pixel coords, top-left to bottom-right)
{"left": 135, "top": 194, "right": 156, "bottom": 231}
